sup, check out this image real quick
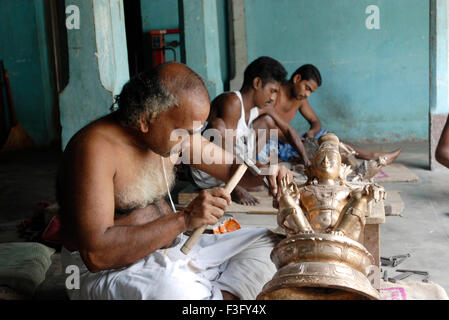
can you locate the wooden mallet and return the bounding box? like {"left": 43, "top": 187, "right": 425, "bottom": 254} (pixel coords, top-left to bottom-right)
{"left": 180, "top": 157, "right": 261, "bottom": 254}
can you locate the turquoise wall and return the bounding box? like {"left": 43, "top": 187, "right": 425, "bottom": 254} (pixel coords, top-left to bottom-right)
{"left": 140, "top": 0, "right": 229, "bottom": 94}
{"left": 140, "top": 0, "right": 182, "bottom": 67}
{"left": 181, "top": 0, "right": 223, "bottom": 98}
{"left": 0, "top": 0, "right": 57, "bottom": 146}
{"left": 245, "top": 0, "right": 429, "bottom": 142}
{"left": 430, "top": 0, "right": 449, "bottom": 115}
{"left": 59, "top": 0, "right": 129, "bottom": 149}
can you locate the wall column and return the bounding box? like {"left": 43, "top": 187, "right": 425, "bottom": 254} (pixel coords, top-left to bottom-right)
{"left": 59, "top": 0, "right": 129, "bottom": 149}
{"left": 179, "top": 0, "right": 223, "bottom": 100}
{"left": 228, "top": 0, "right": 248, "bottom": 91}
{"left": 430, "top": 0, "right": 449, "bottom": 170}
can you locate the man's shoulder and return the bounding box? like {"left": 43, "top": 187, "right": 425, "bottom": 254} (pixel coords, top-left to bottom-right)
{"left": 212, "top": 92, "right": 241, "bottom": 117}
{"left": 65, "top": 121, "right": 119, "bottom": 158}
{"left": 278, "top": 85, "right": 297, "bottom": 109}
{"left": 213, "top": 91, "right": 240, "bottom": 107}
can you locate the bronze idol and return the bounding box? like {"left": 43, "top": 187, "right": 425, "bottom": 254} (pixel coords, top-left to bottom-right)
{"left": 258, "top": 133, "right": 385, "bottom": 300}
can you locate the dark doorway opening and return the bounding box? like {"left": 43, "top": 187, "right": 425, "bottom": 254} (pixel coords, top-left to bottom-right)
{"left": 123, "top": 0, "right": 145, "bottom": 78}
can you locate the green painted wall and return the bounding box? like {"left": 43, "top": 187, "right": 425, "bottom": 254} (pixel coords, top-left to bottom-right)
{"left": 140, "top": 0, "right": 229, "bottom": 94}
{"left": 430, "top": 0, "right": 449, "bottom": 115}
{"left": 245, "top": 0, "right": 429, "bottom": 142}
{"left": 59, "top": 0, "right": 129, "bottom": 149}
{"left": 0, "top": 0, "right": 57, "bottom": 146}
{"left": 140, "top": 0, "right": 181, "bottom": 68}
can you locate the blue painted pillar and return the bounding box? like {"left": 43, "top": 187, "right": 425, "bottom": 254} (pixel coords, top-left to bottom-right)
{"left": 430, "top": 0, "right": 449, "bottom": 169}
{"left": 0, "top": 0, "right": 58, "bottom": 146}
{"left": 179, "top": 0, "right": 223, "bottom": 100}
{"left": 34, "top": 0, "right": 58, "bottom": 145}
{"left": 59, "top": 0, "right": 129, "bottom": 149}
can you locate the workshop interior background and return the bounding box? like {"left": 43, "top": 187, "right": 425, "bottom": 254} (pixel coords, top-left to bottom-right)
{"left": 1, "top": 0, "right": 449, "bottom": 300}
{"left": 0, "top": 0, "right": 433, "bottom": 149}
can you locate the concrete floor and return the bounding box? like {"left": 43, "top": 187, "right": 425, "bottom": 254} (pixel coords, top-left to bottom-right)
{"left": 0, "top": 139, "right": 448, "bottom": 297}
{"left": 367, "top": 140, "right": 449, "bottom": 294}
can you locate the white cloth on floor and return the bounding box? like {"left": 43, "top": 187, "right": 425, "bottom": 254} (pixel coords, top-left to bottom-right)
{"left": 190, "top": 91, "right": 259, "bottom": 189}
{"left": 380, "top": 279, "right": 449, "bottom": 300}
{"left": 61, "top": 228, "right": 278, "bottom": 300}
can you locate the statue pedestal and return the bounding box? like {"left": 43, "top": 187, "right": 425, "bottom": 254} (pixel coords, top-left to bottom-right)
{"left": 257, "top": 233, "right": 380, "bottom": 300}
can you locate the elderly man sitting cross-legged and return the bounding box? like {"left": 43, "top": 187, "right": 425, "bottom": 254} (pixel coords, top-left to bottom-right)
{"left": 57, "top": 62, "right": 291, "bottom": 300}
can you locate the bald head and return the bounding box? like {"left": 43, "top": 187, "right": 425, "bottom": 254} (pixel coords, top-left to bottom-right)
{"left": 160, "top": 62, "right": 209, "bottom": 98}
{"left": 113, "top": 62, "right": 209, "bottom": 128}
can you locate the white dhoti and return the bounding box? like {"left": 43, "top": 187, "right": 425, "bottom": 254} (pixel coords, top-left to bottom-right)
{"left": 61, "top": 228, "right": 279, "bottom": 300}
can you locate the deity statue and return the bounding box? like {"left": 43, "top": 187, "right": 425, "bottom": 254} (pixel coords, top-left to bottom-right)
{"left": 258, "top": 133, "right": 385, "bottom": 300}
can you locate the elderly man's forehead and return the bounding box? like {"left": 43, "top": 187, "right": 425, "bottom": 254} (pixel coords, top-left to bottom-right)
{"left": 166, "top": 90, "right": 210, "bottom": 121}
{"left": 159, "top": 62, "right": 207, "bottom": 91}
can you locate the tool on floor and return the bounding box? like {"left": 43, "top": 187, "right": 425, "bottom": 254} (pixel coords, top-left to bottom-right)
{"left": 180, "top": 157, "right": 261, "bottom": 254}
{"left": 382, "top": 269, "right": 388, "bottom": 282}
{"left": 388, "top": 269, "right": 430, "bottom": 283}
{"left": 389, "top": 272, "right": 414, "bottom": 283}
{"left": 381, "top": 253, "right": 411, "bottom": 267}
{"left": 396, "top": 269, "right": 430, "bottom": 283}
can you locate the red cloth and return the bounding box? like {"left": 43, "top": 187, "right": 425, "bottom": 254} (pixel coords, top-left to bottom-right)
{"left": 41, "top": 214, "right": 61, "bottom": 246}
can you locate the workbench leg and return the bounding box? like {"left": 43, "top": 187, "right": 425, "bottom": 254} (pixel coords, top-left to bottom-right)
{"left": 363, "top": 224, "right": 380, "bottom": 268}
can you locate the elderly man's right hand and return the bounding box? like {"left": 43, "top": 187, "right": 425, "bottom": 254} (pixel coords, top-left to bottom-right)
{"left": 182, "top": 187, "right": 232, "bottom": 231}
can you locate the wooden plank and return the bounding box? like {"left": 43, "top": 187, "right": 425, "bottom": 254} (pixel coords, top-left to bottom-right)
{"left": 367, "top": 199, "right": 386, "bottom": 224}
{"left": 384, "top": 190, "right": 404, "bottom": 216}
{"left": 177, "top": 185, "right": 277, "bottom": 214}
{"left": 179, "top": 184, "right": 387, "bottom": 222}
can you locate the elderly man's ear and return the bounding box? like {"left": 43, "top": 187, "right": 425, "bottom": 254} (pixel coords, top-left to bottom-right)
{"left": 138, "top": 118, "right": 149, "bottom": 133}
{"left": 138, "top": 115, "right": 156, "bottom": 133}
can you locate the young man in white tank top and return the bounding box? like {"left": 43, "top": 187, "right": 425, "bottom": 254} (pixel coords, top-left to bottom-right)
{"left": 191, "top": 57, "right": 310, "bottom": 205}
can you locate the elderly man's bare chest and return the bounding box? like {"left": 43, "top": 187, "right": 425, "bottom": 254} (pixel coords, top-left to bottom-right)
{"left": 113, "top": 151, "right": 176, "bottom": 212}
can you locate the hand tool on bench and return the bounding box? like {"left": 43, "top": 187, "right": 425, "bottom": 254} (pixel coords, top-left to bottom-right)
{"left": 181, "top": 157, "right": 262, "bottom": 254}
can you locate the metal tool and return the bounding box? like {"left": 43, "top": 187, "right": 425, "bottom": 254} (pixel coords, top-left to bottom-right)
{"left": 180, "top": 156, "right": 263, "bottom": 254}
{"left": 391, "top": 253, "right": 411, "bottom": 260}
{"left": 396, "top": 269, "right": 429, "bottom": 275}
{"left": 242, "top": 158, "right": 272, "bottom": 190}
{"left": 382, "top": 269, "right": 388, "bottom": 282}
{"left": 381, "top": 253, "right": 411, "bottom": 267}
{"left": 389, "top": 269, "right": 430, "bottom": 283}
{"left": 393, "top": 257, "right": 408, "bottom": 267}
{"left": 380, "top": 257, "right": 393, "bottom": 267}
{"left": 396, "top": 269, "right": 430, "bottom": 282}
{"left": 389, "top": 272, "right": 414, "bottom": 283}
